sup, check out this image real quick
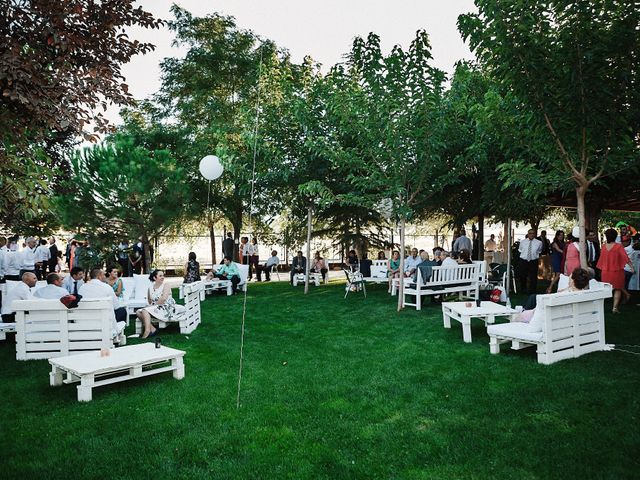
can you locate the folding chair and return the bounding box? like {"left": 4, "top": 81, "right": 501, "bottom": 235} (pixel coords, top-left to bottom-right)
{"left": 344, "top": 269, "right": 366, "bottom": 299}
{"left": 270, "top": 264, "right": 281, "bottom": 281}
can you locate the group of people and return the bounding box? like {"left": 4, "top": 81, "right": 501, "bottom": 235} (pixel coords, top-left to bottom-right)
{"left": 0, "top": 236, "right": 63, "bottom": 282}
{"left": 519, "top": 224, "right": 638, "bottom": 313}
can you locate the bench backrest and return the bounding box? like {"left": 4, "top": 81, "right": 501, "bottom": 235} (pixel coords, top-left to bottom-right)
{"left": 13, "top": 299, "right": 115, "bottom": 360}
{"left": 536, "top": 286, "right": 611, "bottom": 363}
{"left": 370, "top": 265, "right": 388, "bottom": 278}
{"left": 372, "top": 260, "right": 387, "bottom": 267}
{"left": 236, "top": 263, "right": 249, "bottom": 283}
{"left": 179, "top": 281, "right": 203, "bottom": 332}
{"left": 418, "top": 263, "right": 481, "bottom": 286}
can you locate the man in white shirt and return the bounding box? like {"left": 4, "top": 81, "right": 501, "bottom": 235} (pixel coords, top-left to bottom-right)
{"left": 259, "top": 250, "right": 280, "bottom": 282}
{"left": 404, "top": 248, "right": 421, "bottom": 277}
{"left": 453, "top": 230, "right": 472, "bottom": 256}
{"left": 19, "top": 237, "right": 38, "bottom": 277}
{"left": 518, "top": 229, "right": 543, "bottom": 295}
{"left": 62, "top": 267, "right": 85, "bottom": 295}
{"left": 484, "top": 234, "right": 497, "bottom": 264}
{"left": 0, "top": 236, "right": 7, "bottom": 280}
{"left": 1, "top": 272, "right": 36, "bottom": 322}
{"left": 78, "top": 268, "right": 128, "bottom": 325}
{"left": 33, "top": 273, "right": 69, "bottom": 300}
{"left": 35, "top": 238, "right": 51, "bottom": 279}
{"left": 3, "top": 248, "right": 21, "bottom": 281}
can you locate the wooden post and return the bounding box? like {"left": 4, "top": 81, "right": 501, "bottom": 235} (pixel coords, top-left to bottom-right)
{"left": 505, "top": 217, "right": 512, "bottom": 298}
{"left": 304, "top": 205, "right": 312, "bottom": 295}
{"left": 478, "top": 215, "right": 484, "bottom": 261}
{"left": 397, "top": 216, "right": 406, "bottom": 312}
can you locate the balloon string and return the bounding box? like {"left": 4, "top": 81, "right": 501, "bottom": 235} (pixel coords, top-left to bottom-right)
{"left": 237, "top": 48, "right": 263, "bottom": 410}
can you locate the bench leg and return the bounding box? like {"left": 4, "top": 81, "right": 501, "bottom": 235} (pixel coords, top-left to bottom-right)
{"left": 172, "top": 357, "right": 185, "bottom": 380}
{"left": 77, "top": 375, "right": 94, "bottom": 402}
{"left": 489, "top": 336, "right": 501, "bottom": 354}
{"left": 50, "top": 366, "right": 64, "bottom": 386}
{"left": 0, "top": 331, "right": 5, "bottom": 341}
{"left": 462, "top": 317, "right": 472, "bottom": 343}
{"left": 443, "top": 312, "right": 452, "bottom": 329}
{"left": 135, "top": 318, "right": 142, "bottom": 335}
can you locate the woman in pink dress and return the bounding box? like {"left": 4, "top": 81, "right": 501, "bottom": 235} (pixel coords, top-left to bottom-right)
{"left": 597, "top": 228, "right": 634, "bottom": 313}
{"left": 564, "top": 227, "right": 581, "bottom": 276}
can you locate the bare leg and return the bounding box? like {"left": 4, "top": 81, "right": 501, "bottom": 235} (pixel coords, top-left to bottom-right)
{"left": 137, "top": 309, "right": 156, "bottom": 338}
{"left": 612, "top": 290, "right": 622, "bottom": 313}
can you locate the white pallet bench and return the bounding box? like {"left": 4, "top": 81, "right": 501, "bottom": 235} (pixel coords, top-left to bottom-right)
{"left": 0, "top": 322, "right": 16, "bottom": 341}
{"left": 292, "top": 272, "right": 322, "bottom": 287}
{"left": 202, "top": 263, "right": 249, "bottom": 296}
{"left": 136, "top": 281, "right": 204, "bottom": 335}
{"left": 49, "top": 343, "right": 186, "bottom": 402}
{"left": 442, "top": 301, "right": 518, "bottom": 343}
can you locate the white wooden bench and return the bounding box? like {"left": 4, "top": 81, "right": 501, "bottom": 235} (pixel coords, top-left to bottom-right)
{"left": 487, "top": 284, "right": 612, "bottom": 365}
{"left": 120, "top": 274, "right": 151, "bottom": 316}
{"left": 136, "top": 281, "right": 204, "bottom": 335}
{"left": 292, "top": 272, "right": 322, "bottom": 287}
{"left": 401, "top": 263, "right": 481, "bottom": 310}
{"left": 0, "top": 322, "right": 16, "bottom": 341}
{"left": 203, "top": 263, "right": 249, "bottom": 295}
{"left": 13, "top": 299, "right": 126, "bottom": 361}
{"left": 49, "top": 343, "right": 185, "bottom": 402}
{"left": 362, "top": 265, "right": 388, "bottom": 284}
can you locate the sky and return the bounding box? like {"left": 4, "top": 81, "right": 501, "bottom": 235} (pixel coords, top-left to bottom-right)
{"left": 106, "top": 0, "right": 477, "bottom": 125}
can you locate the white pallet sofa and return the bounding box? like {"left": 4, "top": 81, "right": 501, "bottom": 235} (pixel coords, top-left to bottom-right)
{"left": 487, "top": 284, "right": 612, "bottom": 365}
{"left": 362, "top": 265, "right": 389, "bottom": 284}
{"left": 292, "top": 272, "right": 322, "bottom": 287}
{"left": 13, "top": 298, "right": 126, "bottom": 361}
{"left": 401, "top": 263, "right": 481, "bottom": 310}
{"left": 136, "top": 281, "right": 204, "bottom": 335}
{"left": 203, "top": 263, "right": 249, "bottom": 295}
{"left": 120, "top": 274, "right": 152, "bottom": 316}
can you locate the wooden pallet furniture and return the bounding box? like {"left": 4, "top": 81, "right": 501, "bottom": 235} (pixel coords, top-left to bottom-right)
{"left": 487, "top": 285, "right": 612, "bottom": 365}
{"left": 49, "top": 343, "right": 186, "bottom": 402}
{"left": 203, "top": 263, "right": 249, "bottom": 295}
{"left": 136, "top": 281, "right": 204, "bottom": 335}
{"left": 13, "top": 299, "right": 126, "bottom": 361}
{"left": 400, "top": 263, "right": 482, "bottom": 310}
{"left": 442, "top": 301, "right": 518, "bottom": 343}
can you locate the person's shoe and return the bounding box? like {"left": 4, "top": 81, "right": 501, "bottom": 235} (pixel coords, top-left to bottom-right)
{"left": 148, "top": 329, "right": 159, "bottom": 338}
{"left": 612, "top": 308, "right": 620, "bottom": 314}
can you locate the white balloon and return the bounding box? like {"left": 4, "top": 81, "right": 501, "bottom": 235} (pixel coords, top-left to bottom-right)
{"left": 199, "top": 155, "right": 224, "bottom": 180}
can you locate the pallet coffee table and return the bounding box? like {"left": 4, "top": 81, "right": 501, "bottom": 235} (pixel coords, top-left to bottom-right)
{"left": 442, "top": 301, "right": 518, "bottom": 343}
{"left": 49, "top": 343, "right": 186, "bottom": 402}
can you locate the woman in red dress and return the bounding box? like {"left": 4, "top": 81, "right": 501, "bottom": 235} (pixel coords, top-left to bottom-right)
{"left": 597, "top": 228, "right": 634, "bottom": 313}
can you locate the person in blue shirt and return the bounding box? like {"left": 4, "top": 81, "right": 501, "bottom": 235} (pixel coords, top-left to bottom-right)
{"left": 210, "top": 256, "right": 241, "bottom": 294}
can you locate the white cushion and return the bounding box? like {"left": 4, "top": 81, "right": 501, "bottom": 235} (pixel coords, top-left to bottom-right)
{"left": 526, "top": 304, "right": 545, "bottom": 332}
{"left": 133, "top": 274, "right": 150, "bottom": 300}
{"left": 488, "top": 322, "right": 544, "bottom": 342}
{"left": 120, "top": 277, "right": 135, "bottom": 300}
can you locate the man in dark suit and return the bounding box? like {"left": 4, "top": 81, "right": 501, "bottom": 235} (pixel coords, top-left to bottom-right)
{"left": 222, "top": 232, "right": 234, "bottom": 261}
{"left": 587, "top": 230, "right": 601, "bottom": 279}
{"left": 290, "top": 251, "right": 306, "bottom": 284}
{"left": 48, "top": 237, "right": 59, "bottom": 274}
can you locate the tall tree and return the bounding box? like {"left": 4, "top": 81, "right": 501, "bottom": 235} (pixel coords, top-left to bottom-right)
{"left": 1, "top": 0, "right": 162, "bottom": 224}
{"left": 459, "top": 0, "right": 640, "bottom": 267}
{"left": 56, "top": 137, "right": 190, "bottom": 272}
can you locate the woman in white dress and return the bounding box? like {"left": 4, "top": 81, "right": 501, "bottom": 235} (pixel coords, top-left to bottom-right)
{"left": 136, "top": 270, "right": 171, "bottom": 338}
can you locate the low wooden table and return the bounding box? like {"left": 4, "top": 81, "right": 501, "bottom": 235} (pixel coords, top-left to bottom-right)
{"left": 49, "top": 343, "right": 186, "bottom": 402}
{"left": 442, "top": 301, "right": 518, "bottom": 343}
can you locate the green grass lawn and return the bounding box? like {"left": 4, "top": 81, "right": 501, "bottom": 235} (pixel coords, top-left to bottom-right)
{"left": 1, "top": 281, "right": 639, "bottom": 479}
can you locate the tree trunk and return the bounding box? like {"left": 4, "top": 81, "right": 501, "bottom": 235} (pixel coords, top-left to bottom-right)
{"left": 232, "top": 213, "right": 242, "bottom": 262}
{"left": 208, "top": 221, "right": 216, "bottom": 269}
{"left": 141, "top": 233, "right": 151, "bottom": 273}
{"left": 397, "top": 216, "right": 406, "bottom": 312}
{"left": 576, "top": 184, "right": 589, "bottom": 268}
{"left": 304, "top": 206, "right": 312, "bottom": 295}
{"left": 477, "top": 215, "right": 484, "bottom": 261}
{"left": 505, "top": 218, "right": 512, "bottom": 298}
{"left": 585, "top": 193, "right": 603, "bottom": 234}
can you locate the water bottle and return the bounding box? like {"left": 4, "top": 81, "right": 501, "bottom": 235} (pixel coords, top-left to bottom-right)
{"left": 506, "top": 297, "right": 512, "bottom": 309}
{"left": 155, "top": 337, "right": 162, "bottom": 349}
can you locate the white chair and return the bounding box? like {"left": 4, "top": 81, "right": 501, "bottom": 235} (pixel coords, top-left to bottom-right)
{"left": 13, "top": 298, "right": 126, "bottom": 361}
{"left": 270, "top": 263, "right": 281, "bottom": 281}
{"left": 487, "top": 285, "right": 612, "bottom": 364}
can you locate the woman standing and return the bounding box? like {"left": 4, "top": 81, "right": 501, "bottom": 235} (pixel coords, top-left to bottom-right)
{"left": 597, "top": 228, "right": 634, "bottom": 313}
{"left": 105, "top": 266, "right": 124, "bottom": 298}
{"left": 250, "top": 237, "right": 260, "bottom": 281}
{"left": 183, "top": 251, "right": 200, "bottom": 284}
{"left": 564, "top": 227, "right": 581, "bottom": 277}
{"left": 546, "top": 230, "right": 565, "bottom": 293}
{"left": 387, "top": 250, "right": 401, "bottom": 293}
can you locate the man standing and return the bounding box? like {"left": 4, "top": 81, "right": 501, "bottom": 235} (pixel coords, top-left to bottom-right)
{"left": 19, "top": 237, "right": 38, "bottom": 277}
{"left": 33, "top": 273, "right": 68, "bottom": 299}
{"left": 48, "top": 237, "right": 59, "bottom": 275}
{"left": 35, "top": 238, "right": 51, "bottom": 280}
{"left": 586, "top": 230, "right": 601, "bottom": 280}
{"left": 130, "top": 238, "right": 143, "bottom": 275}
{"left": 222, "top": 232, "right": 234, "bottom": 260}
{"left": 62, "top": 267, "right": 85, "bottom": 296}
{"left": 117, "top": 239, "right": 130, "bottom": 276}
{"left": 1, "top": 272, "right": 36, "bottom": 322}
{"left": 453, "top": 230, "right": 472, "bottom": 256}
{"left": 210, "top": 256, "right": 242, "bottom": 294}
{"left": 518, "top": 229, "right": 543, "bottom": 295}
{"left": 484, "top": 234, "right": 497, "bottom": 264}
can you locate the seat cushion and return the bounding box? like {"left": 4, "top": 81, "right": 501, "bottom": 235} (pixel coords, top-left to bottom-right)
{"left": 120, "top": 277, "right": 135, "bottom": 300}
{"left": 133, "top": 274, "right": 151, "bottom": 300}
{"left": 487, "top": 322, "right": 543, "bottom": 342}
